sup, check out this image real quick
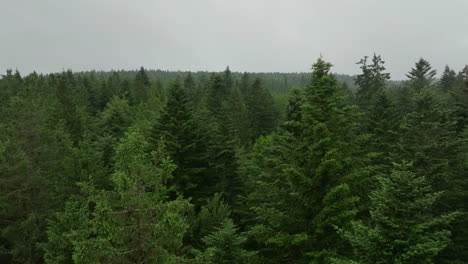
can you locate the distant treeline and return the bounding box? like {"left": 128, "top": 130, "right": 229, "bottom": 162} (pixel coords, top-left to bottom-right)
{"left": 75, "top": 69, "right": 365, "bottom": 93}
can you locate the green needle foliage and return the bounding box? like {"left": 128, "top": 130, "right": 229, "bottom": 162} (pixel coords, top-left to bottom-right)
{"left": 0, "top": 59, "right": 466, "bottom": 263}
{"left": 43, "top": 130, "right": 192, "bottom": 264}
{"left": 338, "top": 162, "right": 459, "bottom": 264}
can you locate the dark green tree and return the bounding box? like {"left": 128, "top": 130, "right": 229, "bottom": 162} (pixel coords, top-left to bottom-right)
{"left": 245, "top": 77, "right": 278, "bottom": 142}
{"left": 150, "top": 81, "right": 211, "bottom": 204}
{"left": 283, "top": 87, "right": 305, "bottom": 136}
{"left": 355, "top": 54, "right": 390, "bottom": 105}
{"left": 339, "top": 162, "right": 458, "bottom": 264}
{"left": 439, "top": 65, "right": 457, "bottom": 92}
{"left": 194, "top": 219, "right": 256, "bottom": 264}
{"left": 43, "top": 130, "right": 192, "bottom": 264}
{"left": 0, "top": 94, "right": 84, "bottom": 263}
{"left": 406, "top": 58, "right": 437, "bottom": 91}
{"left": 189, "top": 193, "right": 231, "bottom": 250}
{"left": 246, "top": 58, "right": 364, "bottom": 263}
{"left": 132, "top": 67, "right": 150, "bottom": 104}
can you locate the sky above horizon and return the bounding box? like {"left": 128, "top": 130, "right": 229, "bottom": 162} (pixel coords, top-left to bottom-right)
{"left": 1, "top": 0, "right": 467, "bottom": 79}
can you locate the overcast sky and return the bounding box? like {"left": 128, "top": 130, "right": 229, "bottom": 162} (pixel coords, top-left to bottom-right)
{"left": 1, "top": 0, "right": 467, "bottom": 79}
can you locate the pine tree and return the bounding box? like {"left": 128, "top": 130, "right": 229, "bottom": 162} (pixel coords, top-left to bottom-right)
{"left": 189, "top": 193, "right": 231, "bottom": 249}
{"left": 0, "top": 94, "right": 83, "bottom": 263}
{"left": 194, "top": 219, "right": 256, "bottom": 264}
{"left": 406, "top": 58, "right": 437, "bottom": 91}
{"left": 43, "top": 130, "right": 192, "bottom": 264}
{"left": 451, "top": 65, "right": 468, "bottom": 131}
{"left": 225, "top": 86, "right": 250, "bottom": 145}
{"left": 246, "top": 58, "right": 364, "bottom": 263}
{"left": 398, "top": 87, "right": 459, "bottom": 196}
{"left": 52, "top": 71, "right": 87, "bottom": 141}
{"left": 355, "top": 54, "right": 397, "bottom": 173}
{"left": 355, "top": 54, "right": 390, "bottom": 105}
{"left": 183, "top": 72, "right": 205, "bottom": 106}
{"left": 243, "top": 133, "right": 304, "bottom": 263}
{"left": 283, "top": 87, "right": 305, "bottom": 136}
{"left": 299, "top": 58, "right": 363, "bottom": 262}
{"left": 132, "top": 67, "right": 150, "bottom": 104}
{"left": 205, "top": 72, "right": 241, "bottom": 205}
{"left": 206, "top": 73, "right": 228, "bottom": 120}
{"left": 99, "top": 95, "right": 132, "bottom": 138}
{"left": 150, "top": 81, "right": 211, "bottom": 204}
{"left": 338, "top": 162, "right": 458, "bottom": 264}
{"left": 245, "top": 77, "right": 278, "bottom": 142}
{"left": 439, "top": 65, "right": 457, "bottom": 92}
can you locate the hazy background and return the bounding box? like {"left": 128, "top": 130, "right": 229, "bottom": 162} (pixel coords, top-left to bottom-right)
{"left": 1, "top": 0, "right": 467, "bottom": 79}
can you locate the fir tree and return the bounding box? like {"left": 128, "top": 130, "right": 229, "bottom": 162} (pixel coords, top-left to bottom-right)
{"left": 439, "top": 65, "right": 457, "bottom": 92}
{"left": 43, "top": 130, "right": 192, "bottom": 264}
{"left": 132, "top": 67, "right": 150, "bottom": 104}
{"left": 245, "top": 77, "right": 278, "bottom": 142}
{"left": 194, "top": 219, "right": 256, "bottom": 264}
{"left": 339, "top": 162, "right": 458, "bottom": 264}
{"left": 283, "top": 87, "right": 305, "bottom": 136}
{"left": 355, "top": 54, "right": 390, "bottom": 105}
{"left": 406, "top": 58, "right": 437, "bottom": 91}
{"left": 150, "top": 81, "right": 211, "bottom": 204}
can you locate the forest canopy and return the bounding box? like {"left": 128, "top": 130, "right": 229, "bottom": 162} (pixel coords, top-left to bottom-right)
{"left": 0, "top": 56, "right": 467, "bottom": 264}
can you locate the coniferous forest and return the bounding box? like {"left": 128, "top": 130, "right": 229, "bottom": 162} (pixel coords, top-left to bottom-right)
{"left": 1, "top": 56, "right": 467, "bottom": 264}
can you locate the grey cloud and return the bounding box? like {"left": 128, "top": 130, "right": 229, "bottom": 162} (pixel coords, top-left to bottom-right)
{"left": 1, "top": 0, "right": 467, "bottom": 79}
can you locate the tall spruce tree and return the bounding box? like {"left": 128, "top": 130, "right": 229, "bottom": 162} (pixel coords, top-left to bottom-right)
{"left": 355, "top": 54, "right": 390, "bottom": 105}
{"left": 338, "top": 162, "right": 458, "bottom": 264}
{"left": 283, "top": 87, "right": 305, "bottom": 136}
{"left": 355, "top": 54, "right": 397, "bottom": 172}
{"left": 205, "top": 73, "right": 240, "bottom": 205}
{"left": 150, "top": 81, "right": 211, "bottom": 204}
{"left": 194, "top": 219, "right": 256, "bottom": 264}
{"left": 132, "top": 67, "right": 150, "bottom": 104}
{"left": 439, "top": 65, "right": 457, "bottom": 92}
{"left": 245, "top": 77, "right": 278, "bottom": 142}
{"left": 43, "top": 130, "right": 192, "bottom": 264}
{"left": 299, "top": 58, "right": 364, "bottom": 262}
{"left": 0, "top": 94, "right": 82, "bottom": 263}
{"left": 406, "top": 58, "right": 437, "bottom": 91}
{"left": 246, "top": 58, "right": 364, "bottom": 263}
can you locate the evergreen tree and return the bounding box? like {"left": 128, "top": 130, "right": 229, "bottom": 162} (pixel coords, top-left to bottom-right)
{"left": 439, "top": 65, "right": 457, "bottom": 92}
{"left": 0, "top": 94, "right": 83, "bottom": 263}
{"left": 206, "top": 73, "right": 228, "bottom": 120}
{"left": 245, "top": 77, "right": 278, "bottom": 142}
{"left": 406, "top": 58, "right": 437, "bottom": 91}
{"left": 339, "top": 162, "right": 458, "bottom": 264}
{"left": 43, "top": 130, "right": 192, "bottom": 264}
{"left": 100, "top": 95, "right": 132, "bottom": 138}
{"left": 132, "top": 67, "right": 150, "bottom": 104}
{"left": 355, "top": 54, "right": 397, "bottom": 173}
{"left": 299, "top": 58, "right": 364, "bottom": 262}
{"left": 243, "top": 133, "right": 302, "bottom": 263}
{"left": 189, "top": 193, "right": 231, "bottom": 249}
{"left": 283, "top": 87, "right": 305, "bottom": 136}
{"left": 355, "top": 54, "right": 390, "bottom": 105}
{"left": 150, "top": 81, "right": 211, "bottom": 204}
{"left": 52, "top": 71, "right": 87, "bottom": 141}
{"left": 194, "top": 219, "right": 256, "bottom": 264}
{"left": 205, "top": 73, "right": 241, "bottom": 205}
{"left": 246, "top": 58, "right": 364, "bottom": 263}
{"left": 183, "top": 72, "right": 205, "bottom": 106}
{"left": 398, "top": 87, "right": 459, "bottom": 197}
{"left": 225, "top": 86, "right": 250, "bottom": 145}
{"left": 451, "top": 65, "right": 468, "bottom": 131}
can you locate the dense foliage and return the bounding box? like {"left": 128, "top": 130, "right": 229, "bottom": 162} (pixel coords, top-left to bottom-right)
{"left": 0, "top": 57, "right": 467, "bottom": 263}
